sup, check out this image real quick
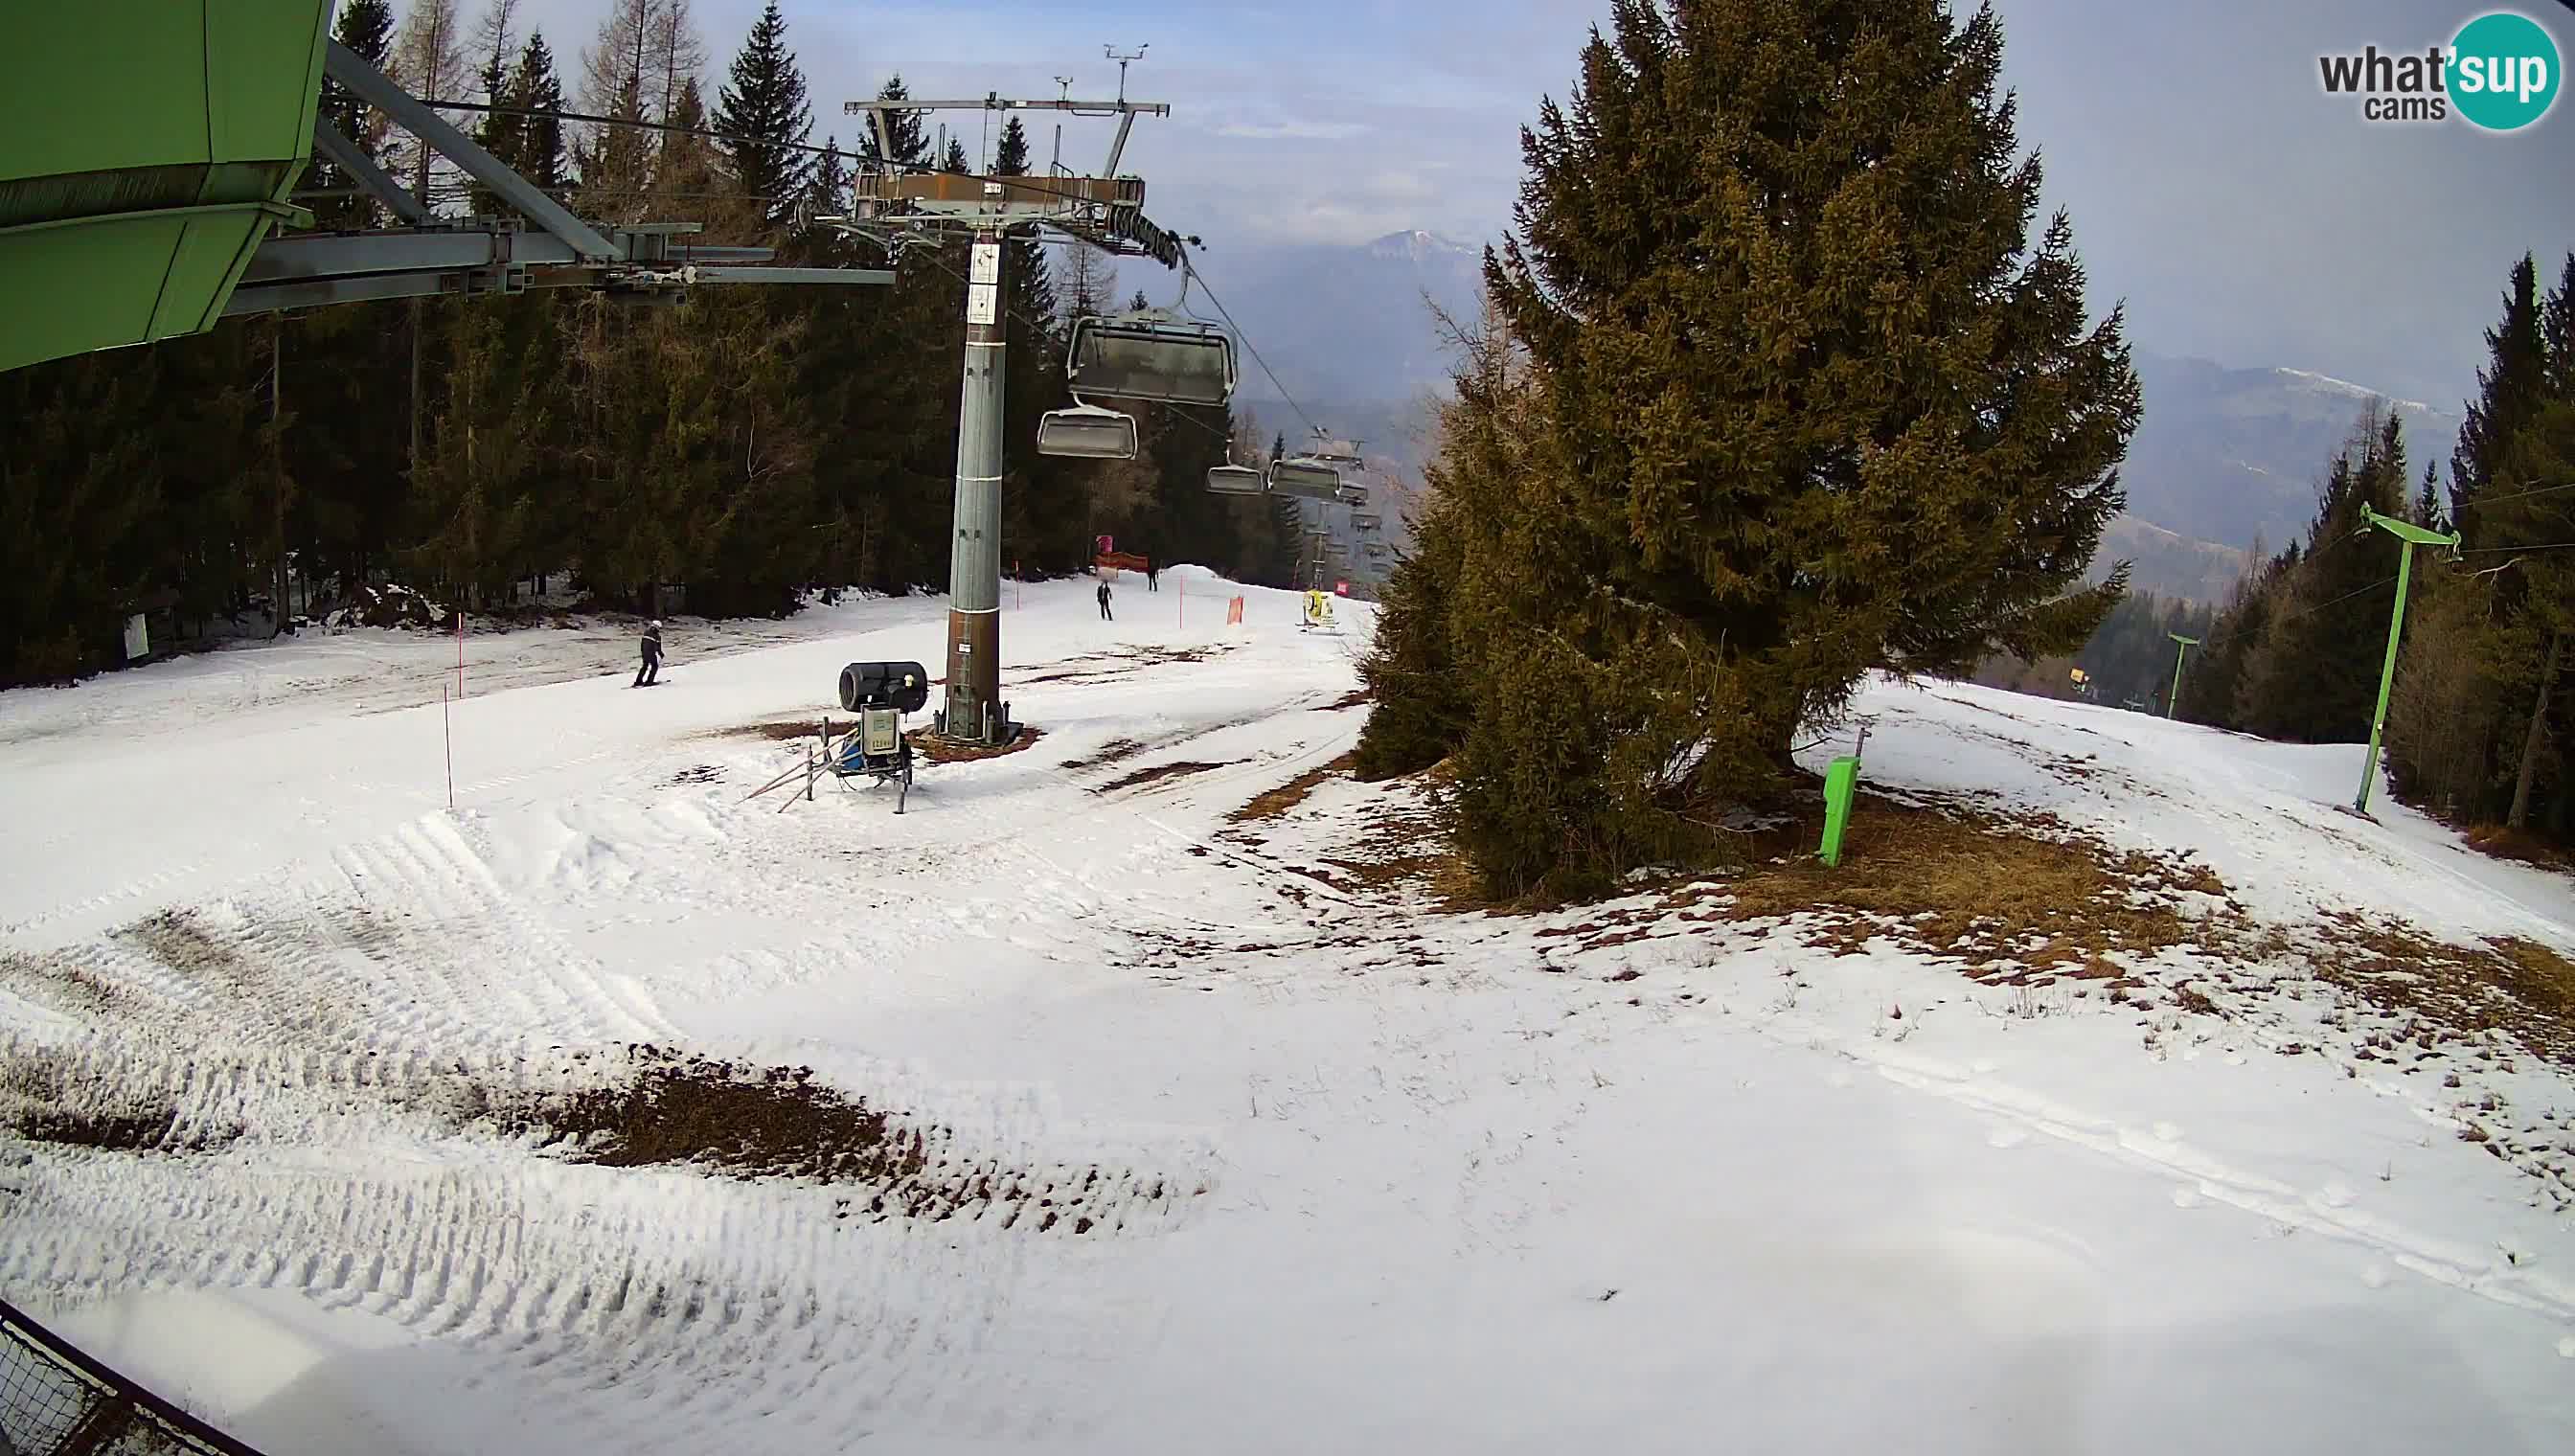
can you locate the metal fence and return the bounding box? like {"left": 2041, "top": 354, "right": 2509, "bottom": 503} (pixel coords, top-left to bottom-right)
{"left": 0, "top": 1297, "right": 267, "bottom": 1456}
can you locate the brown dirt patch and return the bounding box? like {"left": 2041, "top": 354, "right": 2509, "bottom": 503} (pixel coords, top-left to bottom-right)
{"left": 706, "top": 716, "right": 847, "bottom": 743}
{"left": 906, "top": 723, "right": 1045, "bottom": 763}
{"left": 448, "top": 1044, "right": 1190, "bottom": 1228}
{"left": 460, "top": 1046, "right": 924, "bottom": 1186}
{"left": 1228, "top": 752, "right": 1359, "bottom": 822}
{"left": 1101, "top": 760, "right": 1237, "bottom": 792}
{"left": 1, "top": 1051, "right": 239, "bottom": 1154}
{"left": 2461, "top": 824, "right": 2575, "bottom": 875}
{"left": 1064, "top": 737, "right": 1149, "bottom": 772}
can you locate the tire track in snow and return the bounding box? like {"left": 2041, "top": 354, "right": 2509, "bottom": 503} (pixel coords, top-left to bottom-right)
{"left": 1751, "top": 1012, "right": 2575, "bottom": 1322}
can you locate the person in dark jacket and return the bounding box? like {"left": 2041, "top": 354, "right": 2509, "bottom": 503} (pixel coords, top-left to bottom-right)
{"left": 1146, "top": 558, "right": 1159, "bottom": 591}
{"left": 1097, "top": 580, "right": 1114, "bottom": 621}
{"left": 634, "top": 620, "right": 663, "bottom": 686}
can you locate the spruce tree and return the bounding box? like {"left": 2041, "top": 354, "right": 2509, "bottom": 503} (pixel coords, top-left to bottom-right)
{"left": 512, "top": 31, "right": 571, "bottom": 199}
{"left": 858, "top": 76, "right": 930, "bottom": 171}
{"left": 313, "top": 0, "right": 398, "bottom": 230}
{"left": 1380, "top": 0, "right": 2139, "bottom": 895}
{"left": 2455, "top": 255, "right": 2547, "bottom": 541}
{"left": 2235, "top": 414, "right": 2408, "bottom": 742}
{"left": 713, "top": 0, "right": 813, "bottom": 237}
{"left": 942, "top": 138, "right": 971, "bottom": 174}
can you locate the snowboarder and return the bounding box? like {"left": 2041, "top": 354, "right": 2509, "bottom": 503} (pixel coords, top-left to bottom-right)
{"left": 1097, "top": 580, "right": 1114, "bottom": 621}
{"left": 633, "top": 620, "right": 663, "bottom": 687}
{"left": 1146, "top": 558, "right": 1159, "bottom": 592}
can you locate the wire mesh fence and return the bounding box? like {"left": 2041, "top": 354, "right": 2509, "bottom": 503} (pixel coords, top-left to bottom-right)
{"left": 0, "top": 1297, "right": 266, "bottom": 1456}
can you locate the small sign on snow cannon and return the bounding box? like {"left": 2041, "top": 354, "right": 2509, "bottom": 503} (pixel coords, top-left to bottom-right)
{"left": 839, "top": 661, "right": 931, "bottom": 716}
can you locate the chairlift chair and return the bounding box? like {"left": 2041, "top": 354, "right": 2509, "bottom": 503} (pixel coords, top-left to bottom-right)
{"left": 1205, "top": 464, "right": 1266, "bottom": 494}
{"left": 1333, "top": 482, "right": 1369, "bottom": 507}
{"left": 1065, "top": 307, "right": 1238, "bottom": 407}
{"left": 1362, "top": 541, "right": 1390, "bottom": 559}
{"left": 1036, "top": 402, "right": 1139, "bottom": 460}
{"left": 1353, "top": 512, "right": 1382, "bottom": 532}
{"left": 1266, "top": 455, "right": 1344, "bottom": 502}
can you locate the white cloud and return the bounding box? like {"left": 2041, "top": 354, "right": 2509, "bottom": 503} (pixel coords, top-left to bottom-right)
{"left": 1210, "top": 119, "right": 1373, "bottom": 141}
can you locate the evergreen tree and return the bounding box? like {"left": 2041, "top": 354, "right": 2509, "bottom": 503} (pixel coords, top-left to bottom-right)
{"left": 1371, "top": 0, "right": 2139, "bottom": 896}
{"left": 2414, "top": 459, "right": 2444, "bottom": 531}
{"left": 2454, "top": 255, "right": 2548, "bottom": 540}
{"left": 2234, "top": 413, "right": 2408, "bottom": 742}
{"left": 942, "top": 138, "right": 971, "bottom": 174}
{"left": 466, "top": 0, "right": 523, "bottom": 214}
{"left": 713, "top": 0, "right": 813, "bottom": 237}
{"left": 857, "top": 76, "right": 930, "bottom": 171}
{"left": 312, "top": 0, "right": 399, "bottom": 230}
{"left": 510, "top": 31, "right": 571, "bottom": 199}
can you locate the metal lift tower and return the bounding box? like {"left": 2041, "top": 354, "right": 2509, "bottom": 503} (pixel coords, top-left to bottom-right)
{"left": 834, "top": 62, "right": 1196, "bottom": 746}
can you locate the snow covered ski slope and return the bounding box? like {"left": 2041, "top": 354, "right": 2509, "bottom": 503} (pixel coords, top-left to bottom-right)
{"left": 3, "top": 567, "right": 2572, "bottom": 1455}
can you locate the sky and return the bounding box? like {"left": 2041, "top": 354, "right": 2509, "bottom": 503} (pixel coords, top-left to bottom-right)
{"left": 501, "top": 0, "right": 2575, "bottom": 409}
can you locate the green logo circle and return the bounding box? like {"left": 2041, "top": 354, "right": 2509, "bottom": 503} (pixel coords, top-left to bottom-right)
{"left": 2450, "top": 11, "right": 2561, "bottom": 131}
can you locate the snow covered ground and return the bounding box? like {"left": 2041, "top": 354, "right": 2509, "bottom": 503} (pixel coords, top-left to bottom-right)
{"left": 4, "top": 567, "right": 2573, "bottom": 1455}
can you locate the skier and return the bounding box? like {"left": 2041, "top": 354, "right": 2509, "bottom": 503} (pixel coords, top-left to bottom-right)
{"left": 1097, "top": 580, "right": 1114, "bottom": 621}
{"left": 633, "top": 619, "right": 663, "bottom": 687}
{"left": 1146, "top": 557, "right": 1159, "bottom": 592}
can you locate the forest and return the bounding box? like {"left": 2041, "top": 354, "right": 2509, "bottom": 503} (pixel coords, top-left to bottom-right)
{"left": 0, "top": 0, "right": 1303, "bottom": 686}
{"left": 2174, "top": 253, "right": 2575, "bottom": 843}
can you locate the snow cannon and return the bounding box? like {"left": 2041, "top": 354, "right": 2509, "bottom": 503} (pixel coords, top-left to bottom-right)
{"left": 839, "top": 662, "right": 930, "bottom": 715}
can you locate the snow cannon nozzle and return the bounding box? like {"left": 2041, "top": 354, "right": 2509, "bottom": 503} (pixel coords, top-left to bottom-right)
{"left": 839, "top": 661, "right": 931, "bottom": 716}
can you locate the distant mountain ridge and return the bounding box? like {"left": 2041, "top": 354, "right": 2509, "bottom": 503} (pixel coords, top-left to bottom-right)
{"left": 1199, "top": 232, "right": 2460, "bottom": 603}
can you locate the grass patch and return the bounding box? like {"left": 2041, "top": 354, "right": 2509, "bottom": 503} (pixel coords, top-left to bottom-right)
{"left": 1228, "top": 752, "right": 1358, "bottom": 822}
{"left": 2298, "top": 913, "right": 2575, "bottom": 1063}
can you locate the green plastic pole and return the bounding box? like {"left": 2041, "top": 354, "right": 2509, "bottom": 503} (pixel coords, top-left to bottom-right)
{"left": 2166, "top": 634, "right": 2199, "bottom": 719}
{"left": 1819, "top": 756, "right": 1860, "bottom": 867}
{"left": 2355, "top": 541, "right": 2416, "bottom": 815}
{"left": 2354, "top": 507, "right": 2460, "bottom": 816}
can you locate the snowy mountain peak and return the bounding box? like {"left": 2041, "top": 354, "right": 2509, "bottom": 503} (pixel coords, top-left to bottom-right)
{"left": 2271, "top": 367, "right": 2438, "bottom": 417}
{"left": 1364, "top": 229, "right": 1475, "bottom": 263}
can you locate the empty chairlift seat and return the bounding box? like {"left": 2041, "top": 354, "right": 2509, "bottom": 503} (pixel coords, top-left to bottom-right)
{"left": 1037, "top": 403, "right": 1138, "bottom": 459}
{"left": 1065, "top": 310, "right": 1238, "bottom": 407}
{"left": 1266, "top": 455, "right": 1344, "bottom": 501}
{"left": 1205, "top": 464, "right": 1266, "bottom": 494}
{"left": 1353, "top": 512, "right": 1382, "bottom": 531}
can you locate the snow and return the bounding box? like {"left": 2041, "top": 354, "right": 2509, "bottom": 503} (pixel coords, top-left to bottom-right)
{"left": 2272, "top": 367, "right": 2438, "bottom": 417}
{"left": 4, "top": 570, "right": 2574, "bottom": 1455}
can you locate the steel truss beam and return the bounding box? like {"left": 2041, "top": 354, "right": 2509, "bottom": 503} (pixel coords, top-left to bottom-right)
{"left": 220, "top": 42, "right": 891, "bottom": 322}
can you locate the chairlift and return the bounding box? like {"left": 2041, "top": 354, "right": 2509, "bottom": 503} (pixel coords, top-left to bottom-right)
{"left": 1333, "top": 482, "right": 1368, "bottom": 507}
{"left": 1205, "top": 464, "right": 1266, "bottom": 495}
{"left": 1353, "top": 512, "right": 1382, "bottom": 531}
{"left": 1267, "top": 455, "right": 1344, "bottom": 501}
{"left": 1362, "top": 541, "right": 1390, "bottom": 559}
{"left": 1065, "top": 307, "right": 1238, "bottom": 407}
{"left": 1036, "top": 402, "right": 1139, "bottom": 460}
